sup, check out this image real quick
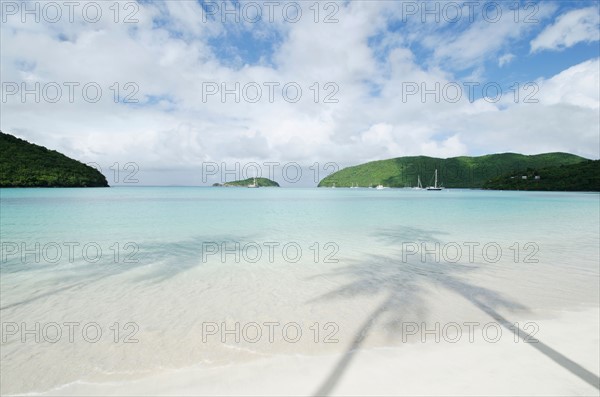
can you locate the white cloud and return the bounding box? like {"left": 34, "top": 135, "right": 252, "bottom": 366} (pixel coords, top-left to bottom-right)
{"left": 531, "top": 6, "right": 600, "bottom": 52}
{"left": 449, "top": 59, "right": 600, "bottom": 157}
{"left": 498, "top": 53, "right": 515, "bottom": 67}
{"left": 0, "top": 1, "right": 598, "bottom": 187}
{"left": 419, "top": 2, "right": 556, "bottom": 71}
{"left": 536, "top": 58, "right": 600, "bottom": 110}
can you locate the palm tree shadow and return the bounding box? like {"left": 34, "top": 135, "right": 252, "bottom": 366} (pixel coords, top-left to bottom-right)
{"left": 131, "top": 233, "right": 258, "bottom": 284}
{"left": 311, "top": 226, "right": 599, "bottom": 395}
{"left": 0, "top": 233, "right": 257, "bottom": 311}
{"left": 444, "top": 277, "right": 600, "bottom": 391}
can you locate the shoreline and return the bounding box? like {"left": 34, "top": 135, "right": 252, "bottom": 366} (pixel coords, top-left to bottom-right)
{"left": 19, "top": 307, "right": 599, "bottom": 397}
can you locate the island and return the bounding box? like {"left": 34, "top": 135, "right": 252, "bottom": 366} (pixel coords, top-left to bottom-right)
{"left": 0, "top": 131, "right": 109, "bottom": 187}
{"left": 483, "top": 160, "right": 599, "bottom": 191}
{"left": 213, "top": 177, "right": 280, "bottom": 187}
{"left": 318, "top": 153, "right": 588, "bottom": 189}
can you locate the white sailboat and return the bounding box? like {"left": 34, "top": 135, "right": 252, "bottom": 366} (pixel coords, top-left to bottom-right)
{"left": 247, "top": 176, "right": 259, "bottom": 188}
{"left": 376, "top": 184, "right": 385, "bottom": 190}
{"left": 426, "top": 170, "right": 443, "bottom": 191}
{"left": 413, "top": 175, "right": 423, "bottom": 190}
{"left": 350, "top": 183, "right": 359, "bottom": 189}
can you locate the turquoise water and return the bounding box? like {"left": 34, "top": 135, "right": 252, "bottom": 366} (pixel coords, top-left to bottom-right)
{"left": 1, "top": 187, "right": 599, "bottom": 394}
{"left": 1, "top": 187, "right": 598, "bottom": 275}
{"left": 2, "top": 186, "right": 598, "bottom": 247}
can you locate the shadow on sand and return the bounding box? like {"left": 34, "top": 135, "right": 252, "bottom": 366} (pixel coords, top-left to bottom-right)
{"left": 310, "top": 226, "right": 600, "bottom": 395}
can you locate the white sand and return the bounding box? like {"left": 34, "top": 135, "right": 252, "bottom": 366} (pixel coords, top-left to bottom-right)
{"left": 31, "top": 307, "right": 599, "bottom": 397}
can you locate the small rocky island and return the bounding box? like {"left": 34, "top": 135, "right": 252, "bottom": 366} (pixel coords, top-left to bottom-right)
{"left": 213, "top": 177, "right": 280, "bottom": 187}
{"left": 0, "top": 131, "right": 109, "bottom": 187}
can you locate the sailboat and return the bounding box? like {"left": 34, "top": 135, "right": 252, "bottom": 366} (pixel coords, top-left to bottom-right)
{"left": 376, "top": 184, "right": 386, "bottom": 190}
{"left": 426, "top": 170, "right": 443, "bottom": 191}
{"left": 350, "top": 183, "right": 359, "bottom": 189}
{"left": 413, "top": 175, "right": 423, "bottom": 190}
{"left": 247, "top": 176, "right": 259, "bottom": 188}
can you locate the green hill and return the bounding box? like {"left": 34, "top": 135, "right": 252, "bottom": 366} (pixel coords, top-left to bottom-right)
{"left": 214, "top": 177, "right": 280, "bottom": 187}
{"left": 318, "top": 153, "right": 588, "bottom": 188}
{"left": 0, "top": 132, "right": 109, "bottom": 187}
{"left": 483, "top": 160, "right": 600, "bottom": 191}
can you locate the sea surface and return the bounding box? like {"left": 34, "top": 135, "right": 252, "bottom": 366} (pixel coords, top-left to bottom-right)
{"left": 1, "top": 187, "right": 599, "bottom": 395}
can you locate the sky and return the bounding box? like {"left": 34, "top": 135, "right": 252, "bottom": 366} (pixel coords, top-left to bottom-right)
{"left": 1, "top": 0, "right": 599, "bottom": 186}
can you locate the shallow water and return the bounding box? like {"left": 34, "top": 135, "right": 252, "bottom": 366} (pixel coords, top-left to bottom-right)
{"left": 1, "top": 187, "right": 598, "bottom": 394}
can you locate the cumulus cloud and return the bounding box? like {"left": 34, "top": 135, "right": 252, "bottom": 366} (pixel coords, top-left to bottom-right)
{"left": 0, "top": 1, "right": 598, "bottom": 186}
{"left": 536, "top": 58, "right": 600, "bottom": 109}
{"left": 448, "top": 58, "right": 600, "bottom": 157}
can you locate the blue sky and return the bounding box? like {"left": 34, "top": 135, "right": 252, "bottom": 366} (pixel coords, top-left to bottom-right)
{"left": 195, "top": 1, "right": 599, "bottom": 87}
{"left": 1, "top": 0, "right": 599, "bottom": 185}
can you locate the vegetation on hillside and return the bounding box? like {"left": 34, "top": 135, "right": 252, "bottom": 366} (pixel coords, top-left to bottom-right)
{"left": 213, "top": 177, "right": 280, "bottom": 187}
{"left": 0, "top": 132, "right": 109, "bottom": 187}
{"left": 483, "top": 160, "right": 600, "bottom": 191}
{"left": 318, "top": 153, "right": 587, "bottom": 188}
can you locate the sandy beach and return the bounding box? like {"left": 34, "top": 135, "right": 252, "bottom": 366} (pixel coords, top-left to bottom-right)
{"left": 28, "top": 308, "right": 599, "bottom": 396}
